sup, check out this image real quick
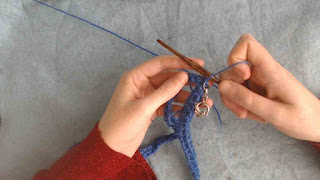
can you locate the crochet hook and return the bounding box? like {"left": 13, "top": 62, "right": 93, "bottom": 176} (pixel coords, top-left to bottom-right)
{"left": 157, "top": 39, "right": 221, "bottom": 84}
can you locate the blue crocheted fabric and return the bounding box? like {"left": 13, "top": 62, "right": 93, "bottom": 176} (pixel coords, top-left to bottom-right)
{"left": 140, "top": 71, "right": 208, "bottom": 180}
{"left": 140, "top": 61, "right": 249, "bottom": 179}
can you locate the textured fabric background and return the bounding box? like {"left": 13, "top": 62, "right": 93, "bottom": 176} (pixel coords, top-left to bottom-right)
{"left": 1, "top": 0, "right": 320, "bottom": 179}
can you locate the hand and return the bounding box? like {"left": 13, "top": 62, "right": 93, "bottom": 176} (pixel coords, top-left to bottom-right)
{"left": 98, "top": 56, "right": 213, "bottom": 157}
{"left": 218, "top": 34, "right": 320, "bottom": 142}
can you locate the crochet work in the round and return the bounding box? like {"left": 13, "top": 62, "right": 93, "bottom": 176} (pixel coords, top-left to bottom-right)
{"left": 34, "top": 1, "right": 250, "bottom": 179}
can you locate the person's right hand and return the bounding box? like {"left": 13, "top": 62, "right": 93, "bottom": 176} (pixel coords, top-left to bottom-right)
{"left": 218, "top": 34, "right": 320, "bottom": 142}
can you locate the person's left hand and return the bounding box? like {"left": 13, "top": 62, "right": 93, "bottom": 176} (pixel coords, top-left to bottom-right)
{"left": 98, "top": 55, "right": 213, "bottom": 157}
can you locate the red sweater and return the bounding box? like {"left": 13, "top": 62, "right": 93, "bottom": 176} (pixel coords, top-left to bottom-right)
{"left": 34, "top": 124, "right": 320, "bottom": 180}
{"left": 33, "top": 124, "right": 156, "bottom": 180}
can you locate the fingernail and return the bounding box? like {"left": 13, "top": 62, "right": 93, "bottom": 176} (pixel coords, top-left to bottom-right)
{"left": 219, "top": 81, "right": 231, "bottom": 93}
{"left": 239, "top": 113, "right": 245, "bottom": 119}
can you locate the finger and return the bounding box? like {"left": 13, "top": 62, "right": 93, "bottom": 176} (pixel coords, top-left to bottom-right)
{"left": 157, "top": 105, "right": 183, "bottom": 116}
{"left": 150, "top": 72, "right": 201, "bottom": 88}
{"left": 190, "top": 57, "right": 205, "bottom": 66}
{"left": 218, "top": 80, "right": 284, "bottom": 122}
{"left": 206, "top": 98, "right": 213, "bottom": 107}
{"left": 229, "top": 34, "right": 297, "bottom": 104}
{"left": 221, "top": 93, "right": 266, "bottom": 123}
{"left": 229, "top": 34, "right": 273, "bottom": 65}
{"left": 149, "top": 71, "right": 178, "bottom": 87}
{"left": 149, "top": 57, "right": 205, "bottom": 87}
{"left": 219, "top": 68, "right": 246, "bottom": 84}
{"left": 220, "top": 94, "right": 248, "bottom": 118}
{"left": 174, "top": 90, "right": 190, "bottom": 103}
{"left": 228, "top": 34, "right": 276, "bottom": 80}
{"left": 246, "top": 111, "right": 266, "bottom": 123}
{"left": 228, "top": 61, "right": 251, "bottom": 81}
{"left": 149, "top": 71, "right": 198, "bottom": 88}
{"left": 134, "top": 55, "right": 204, "bottom": 78}
{"left": 144, "top": 71, "right": 189, "bottom": 111}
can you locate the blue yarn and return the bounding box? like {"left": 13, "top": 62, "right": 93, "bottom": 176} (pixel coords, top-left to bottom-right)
{"left": 33, "top": 0, "right": 158, "bottom": 57}
{"left": 141, "top": 61, "right": 250, "bottom": 180}
{"left": 35, "top": 2, "right": 250, "bottom": 179}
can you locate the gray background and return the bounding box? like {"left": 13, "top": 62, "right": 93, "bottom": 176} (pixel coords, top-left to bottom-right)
{"left": 1, "top": 0, "right": 320, "bottom": 179}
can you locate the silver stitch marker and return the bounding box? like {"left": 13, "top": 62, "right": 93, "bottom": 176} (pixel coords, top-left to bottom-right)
{"left": 195, "top": 83, "right": 210, "bottom": 117}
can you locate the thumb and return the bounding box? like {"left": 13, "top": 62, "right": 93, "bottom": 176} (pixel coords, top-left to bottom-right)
{"left": 218, "top": 80, "right": 283, "bottom": 122}
{"left": 144, "top": 71, "right": 188, "bottom": 112}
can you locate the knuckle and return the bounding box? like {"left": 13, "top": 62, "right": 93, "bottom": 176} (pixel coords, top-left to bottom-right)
{"left": 158, "top": 56, "right": 168, "bottom": 67}
{"left": 272, "top": 107, "right": 287, "bottom": 124}
{"left": 121, "top": 71, "right": 131, "bottom": 78}
{"left": 227, "top": 57, "right": 236, "bottom": 66}
{"left": 243, "top": 93, "right": 254, "bottom": 107}
{"left": 158, "top": 86, "right": 171, "bottom": 98}
{"left": 120, "top": 70, "right": 132, "bottom": 83}
{"left": 219, "top": 81, "right": 232, "bottom": 94}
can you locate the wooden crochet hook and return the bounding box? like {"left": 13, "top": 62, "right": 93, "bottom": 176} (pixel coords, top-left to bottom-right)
{"left": 157, "top": 39, "right": 221, "bottom": 84}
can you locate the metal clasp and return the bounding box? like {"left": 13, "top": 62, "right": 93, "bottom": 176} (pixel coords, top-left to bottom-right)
{"left": 195, "top": 83, "right": 210, "bottom": 117}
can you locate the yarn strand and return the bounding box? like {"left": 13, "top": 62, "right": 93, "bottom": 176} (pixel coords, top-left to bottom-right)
{"left": 34, "top": 0, "right": 158, "bottom": 56}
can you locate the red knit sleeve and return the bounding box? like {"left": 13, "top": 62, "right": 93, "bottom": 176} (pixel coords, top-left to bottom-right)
{"left": 33, "top": 123, "right": 156, "bottom": 180}
{"left": 311, "top": 142, "right": 320, "bottom": 154}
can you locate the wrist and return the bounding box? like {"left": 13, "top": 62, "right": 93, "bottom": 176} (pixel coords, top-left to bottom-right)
{"left": 98, "top": 120, "right": 136, "bottom": 157}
